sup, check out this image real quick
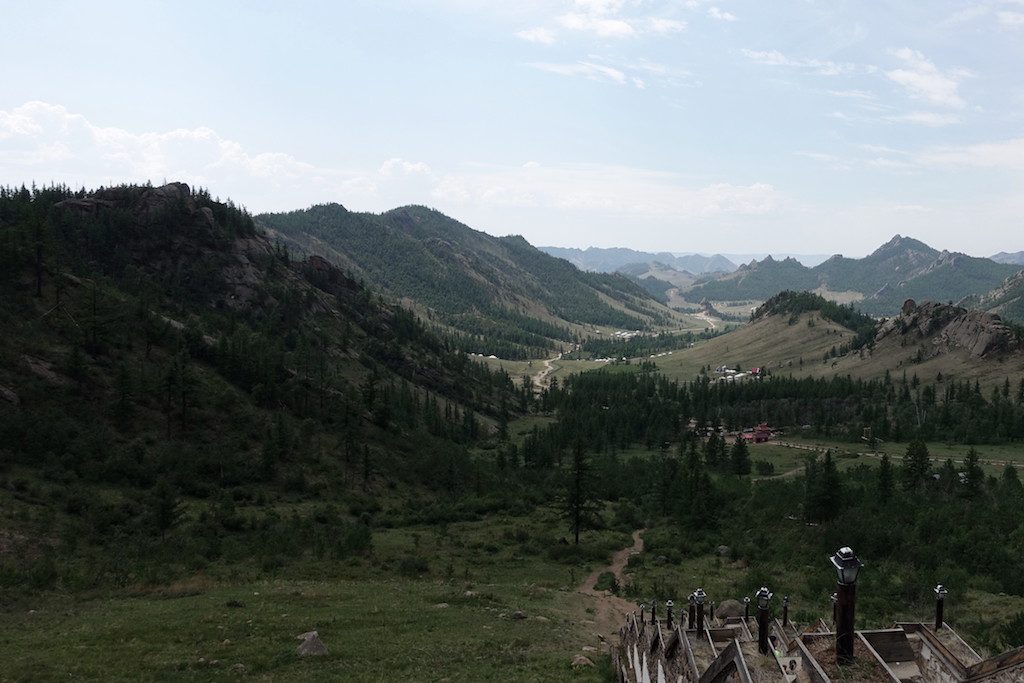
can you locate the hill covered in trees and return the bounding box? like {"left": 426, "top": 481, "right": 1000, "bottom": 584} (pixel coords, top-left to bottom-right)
{"left": 259, "top": 205, "right": 681, "bottom": 358}
{"left": 682, "top": 235, "right": 1020, "bottom": 315}
{"left": 0, "top": 182, "right": 543, "bottom": 588}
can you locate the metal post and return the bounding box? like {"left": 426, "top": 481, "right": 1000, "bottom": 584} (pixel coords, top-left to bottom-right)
{"left": 836, "top": 582, "right": 856, "bottom": 665}
{"left": 755, "top": 587, "right": 773, "bottom": 655}
{"left": 744, "top": 597, "right": 750, "bottom": 621}
{"left": 758, "top": 604, "right": 770, "bottom": 654}
{"left": 666, "top": 600, "right": 674, "bottom": 629}
{"left": 782, "top": 595, "right": 789, "bottom": 628}
{"left": 935, "top": 585, "right": 948, "bottom": 630}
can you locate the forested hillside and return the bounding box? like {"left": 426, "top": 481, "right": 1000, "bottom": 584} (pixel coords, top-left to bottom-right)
{"left": 259, "top": 204, "right": 679, "bottom": 358}
{"left": 0, "top": 182, "right": 536, "bottom": 588}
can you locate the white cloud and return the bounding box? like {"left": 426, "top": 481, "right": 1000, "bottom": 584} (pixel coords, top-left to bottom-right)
{"left": 515, "top": 26, "right": 557, "bottom": 44}
{"left": 997, "top": 10, "right": 1024, "bottom": 26}
{"left": 885, "top": 48, "right": 970, "bottom": 109}
{"left": 432, "top": 162, "right": 778, "bottom": 218}
{"left": 379, "top": 158, "right": 433, "bottom": 176}
{"left": 826, "top": 89, "right": 875, "bottom": 100}
{"left": 557, "top": 12, "right": 636, "bottom": 37}
{"left": 741, "top": 49, "right": 871, "bottom": 76}
{"left": 916, "top": 138, "right": 1024, "bottom": 169}
{"left": 521, "top": 1, "right": 686, "bottom": 41}
{"left": 527, "top": 60, "right": 629, "bottom": 85}
{"left": 0, "top": 101, "right": 434, "bottom": 211}
{"left": 644, "top": 17, "right": 687, "bottom": 33}
{"left": 707, "top": 7, "right": 737, "bottom": 21}
{"left": 885, "top": 111, "right": 962, "bottom": 127}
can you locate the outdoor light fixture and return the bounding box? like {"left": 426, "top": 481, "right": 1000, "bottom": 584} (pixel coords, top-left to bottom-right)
{"left": 831, "top": 546, "right": 862, "bottom": 665}
{"left": 666, "top": 599, "right": 674, "bottom": 629}
{"left": 830, "top": 546, "right": 863, "bottom": 585}
{"left": 754, "top": 586, "right": 773, "bottom": 654}
{"left": 743, "top": 596, "right": 750, "bottom": 620}
{"left": 694, "top": 588, "right": 707, "bottom": 605}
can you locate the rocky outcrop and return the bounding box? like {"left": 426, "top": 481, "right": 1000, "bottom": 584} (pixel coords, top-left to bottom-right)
{"left": 876, "top": 299, "right": 1019, "bottom": 358}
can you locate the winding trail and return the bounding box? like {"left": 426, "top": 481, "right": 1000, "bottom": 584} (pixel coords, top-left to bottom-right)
{"left": 575, "top": 529, "right": 645, "bottom": 645}
{"left": 530, "top": 353, "right": 562, "bottom": 391}
{"left": 693, "top": 310, "right": 719, "bottom": 330}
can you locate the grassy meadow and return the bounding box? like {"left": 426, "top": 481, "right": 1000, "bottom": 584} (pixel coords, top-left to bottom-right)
{"left": 0, "top": 505, "right": 629, "bottom": 682}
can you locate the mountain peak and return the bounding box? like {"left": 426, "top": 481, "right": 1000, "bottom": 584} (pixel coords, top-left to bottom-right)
{"left": 870, "top": 234, "right": 936, "bottom": 258}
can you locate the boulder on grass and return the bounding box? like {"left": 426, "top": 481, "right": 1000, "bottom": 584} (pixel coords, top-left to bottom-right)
{"left": 296, "top": 631, "right": 328, "bottom": 657}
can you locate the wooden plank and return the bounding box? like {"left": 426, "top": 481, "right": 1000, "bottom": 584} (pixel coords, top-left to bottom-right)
{"left": 860, "top": 629, "right": 916, "bottom": 663}
{"left": 698, "top": 639, "right": 753, "bottom": 683}
{"left": 857, "top": 632, "right": 902, "bottom": 682}
{"left": 794, "top": 637, "right": 830, "bottom": 683}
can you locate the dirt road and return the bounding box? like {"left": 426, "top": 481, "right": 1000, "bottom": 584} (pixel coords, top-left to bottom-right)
{"left": 530, "top": 353, "right": 561, "bottom": 391}
{"left": 576, "top": 529, "right": 645, "bottom": 645}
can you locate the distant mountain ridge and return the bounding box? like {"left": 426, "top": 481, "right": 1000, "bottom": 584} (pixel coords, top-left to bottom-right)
{"left": 684, "top": 234, "right": 1020, "bottom": 315}
{"left": 961, "top": 270, "right": 1024, "bottom": 323}
{"left": 991, "top": 251, "right": 1024, "bottom": 266}
{"left": 539, "top": 245, "right": 736, "bottom": 275}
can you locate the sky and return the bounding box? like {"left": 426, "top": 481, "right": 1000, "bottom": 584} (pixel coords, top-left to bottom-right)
{"left": 1, "top": 0, "right": 1022, "bottom": 257}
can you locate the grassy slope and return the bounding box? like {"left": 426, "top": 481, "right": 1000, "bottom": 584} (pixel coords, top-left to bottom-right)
{"left": 649, "top": 313, "right": 853, "bottom": 381}
{"left": 0, "top": 507, "right": 625, "bottom": 681}
{"left": 646, "top": 312, "right": 1024, "bottom": 390}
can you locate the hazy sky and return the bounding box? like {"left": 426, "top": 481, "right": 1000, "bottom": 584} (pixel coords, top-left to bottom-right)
{"left": 2, "top": 1, "right": 1022, "bottom": 256}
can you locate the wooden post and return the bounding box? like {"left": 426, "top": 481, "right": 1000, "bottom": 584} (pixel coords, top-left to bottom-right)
{"left": 696, "top": 602, "right": 705, "bottom": 631}
{"left": 758, "top": 603, "right": 770, "bottom": 654}
{"left": 782, "top": 595, "right": 789, "bottom": 628}
{"left": 688, "top": 598, "right": 696, "bottom": 629}
{"left": 744, "top": 597, "right": 750, "bottom": 621}
{"left": 651, "top": 600, "right": 657, "bottom": 626}
{"left": 836, "top": 582, "right": 856, "bottom": 665}
{"left": 935, "top": 585, "right": 947, "bottom": 630}
{"left": 666, "top": 600, "right": 674, "bottom": 629}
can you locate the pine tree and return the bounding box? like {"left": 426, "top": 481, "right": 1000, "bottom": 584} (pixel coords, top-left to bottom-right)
{"left": 961, "top": 448, "right": 983, "bottom": 499}
{"left": 877, "top": 454, "right": 893, "bottom": 502}
{"left": 151, "top": 479, "right": 182, "bottom": 539}
{"left": 901, "top": 440, "right": 931, "bottom": 491}
{"left": 730, "top": 436, "right": 751, "bottom": 475}
{"left": 563, "top": 441, "right": 600, "bottom": 545}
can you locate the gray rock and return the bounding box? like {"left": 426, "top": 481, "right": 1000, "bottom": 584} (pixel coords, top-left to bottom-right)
{"left": 511, "top": 610, "right": 527, "bottom": 620}
{"left": 296, "top": 631, "right": 328, "bottom": 657}
{"left": 433, "top": 603, "right": 449, "bottom": 609}
{"left": 716, "top": 599, "right": 744, "bottom": 619}
{"left": 572, "top": 655, "right": 595, "bottom": 668}
{"left": 0, "top": 384, "right": 19, "bottom": 405}
{"left": 229, "top": 663, "right": 248, "bottom": 675}
{"left": 716, "top": 545, "right": 731, "bottom": 557}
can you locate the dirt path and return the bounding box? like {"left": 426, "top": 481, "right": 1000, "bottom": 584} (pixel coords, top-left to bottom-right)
{"left": 575, "top": 529, "right": 645, "bottom": 646}
{"left": 530, "top": 353, "right": 562, "bottom": 391}
{"left": 693, "top": 311, "right": 719, "bottom": 330}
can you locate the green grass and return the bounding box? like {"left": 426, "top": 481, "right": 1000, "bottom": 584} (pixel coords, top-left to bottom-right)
{"left": 0, "top": 508, "right": 628, "bottom": 682}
